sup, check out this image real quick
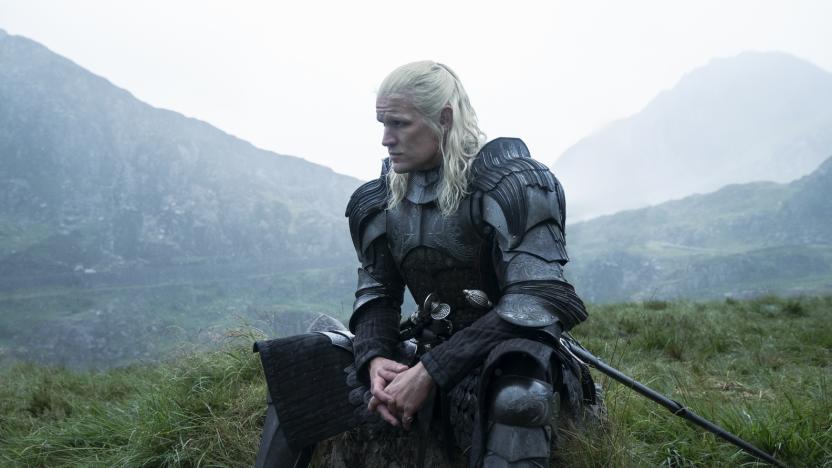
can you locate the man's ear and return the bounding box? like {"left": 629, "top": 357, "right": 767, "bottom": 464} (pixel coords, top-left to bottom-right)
{"left": 439, "top": 107, "right": 453, "bottom": 132}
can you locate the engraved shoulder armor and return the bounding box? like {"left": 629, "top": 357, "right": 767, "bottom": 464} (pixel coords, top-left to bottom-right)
{"left": 471, "top": 138, "right": 587, "bottom": 330}
{"left": 472, "top": 137, "right": 567, "bottom": 257}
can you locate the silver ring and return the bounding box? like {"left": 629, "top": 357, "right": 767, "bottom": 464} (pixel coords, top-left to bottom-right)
{"left": 403, "top": 415, "right": 414, "bottom": 423}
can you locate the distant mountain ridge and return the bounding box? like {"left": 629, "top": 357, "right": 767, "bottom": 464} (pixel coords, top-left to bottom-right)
{"left": 0, "top": 28, "right": 362, "bottom": 289}
{"left": 566, "top": 154, "right": 832, "bottom": 302}
{"left": 555, "top": 51, "right": 832, "bottom": 221}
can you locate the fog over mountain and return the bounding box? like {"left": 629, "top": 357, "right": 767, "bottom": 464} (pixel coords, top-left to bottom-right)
{"left": 555, "top": 51, "right": 832, "bottom": 221}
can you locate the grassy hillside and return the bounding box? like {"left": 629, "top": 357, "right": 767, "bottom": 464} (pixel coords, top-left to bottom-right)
{"left": 1, "top": 295, "right": 830, "bottom": 467}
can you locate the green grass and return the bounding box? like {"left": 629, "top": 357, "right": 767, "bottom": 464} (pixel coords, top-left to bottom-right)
{"left": 0, "top": 332, "right": 266, "bottom": 467}
{"left": 561, "top": 295, "right": 832, "bottom": 467}
{"left": 1, "top": 296, "right": 830, "bottom": 467}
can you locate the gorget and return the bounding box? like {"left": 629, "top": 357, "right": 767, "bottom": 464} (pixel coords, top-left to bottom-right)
{"left": 405, "top": 165, "right": 442, "bottom": 204}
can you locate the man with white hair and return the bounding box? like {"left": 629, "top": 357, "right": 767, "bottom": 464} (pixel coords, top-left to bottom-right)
{"left": 254, "top": 61, "right": 596, "bottom": 468}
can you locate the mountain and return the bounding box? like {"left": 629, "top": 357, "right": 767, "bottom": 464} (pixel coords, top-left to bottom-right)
{"left": 555, "top": 51, "right": 832, "bottom": 221}
{"left": 0, "top": 29, "right": 363, "bottom": 366}
{"left": 565, "top": 154, "right": 832, "bottom": 303}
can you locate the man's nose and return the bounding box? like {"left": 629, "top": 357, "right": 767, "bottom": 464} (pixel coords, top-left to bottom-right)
{"left": 382, "top": 128, "right": 396, "bottom": 147}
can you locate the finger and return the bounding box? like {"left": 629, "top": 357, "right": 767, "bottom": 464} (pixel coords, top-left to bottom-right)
{"left": 401, "top": 411, "right": 415, "bottom": 431}
{"left": 383, "top": 362, "right": 409, "bottom": 373}
{"left": 386, "top": 397, "right": 400, "bottom": 416}
{"left": 371, "top": 381, "right": 395, "bottom": 405}
{"left": 371, "top": 374, "right": 385, "bottom": 391}
{"left": 376, "top": 404, "right": 399, "bottom": 426}
{"left": 371, "top": 376, "right": 388, "bottom": 396}
{"left": 378, "top": 368, "right": 400, "bottom": 381}
{"left": 368, "top": 396, "right": 380, "bottom": 411}
{"left": 371, "top": 376, "right": 383, "bottom": 397}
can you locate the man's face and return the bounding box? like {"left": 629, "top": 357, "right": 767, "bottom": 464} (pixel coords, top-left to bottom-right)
{"left": 376, "top": 94, "right": 441, "bottom": 174}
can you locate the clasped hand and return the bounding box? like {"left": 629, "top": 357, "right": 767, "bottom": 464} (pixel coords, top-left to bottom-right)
{"left": 367, "top": 357, "right": 434, "bottom": 430}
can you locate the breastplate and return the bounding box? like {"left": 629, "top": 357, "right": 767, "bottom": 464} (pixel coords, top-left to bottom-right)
{"left": 386, "top": 197, "right": 480, "bottom": 265}
{"left": 386, "top": 197, "right": 499, "bottom": 330}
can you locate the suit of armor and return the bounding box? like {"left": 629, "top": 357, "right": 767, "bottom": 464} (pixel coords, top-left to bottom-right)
{"left": 254, "top": 138, "right": 595, "bottom": 468}
{"left": 348, "top": 137, "right": 590, "bottom": 467}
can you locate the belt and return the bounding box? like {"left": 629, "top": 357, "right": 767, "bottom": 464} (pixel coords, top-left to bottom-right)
{"left": 399, "top": 289, "right": 493, "bottom": 354}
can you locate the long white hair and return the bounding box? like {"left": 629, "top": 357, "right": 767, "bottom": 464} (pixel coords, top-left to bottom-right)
{"left": 379, "top": 61, "right": 486, "bottom": 215}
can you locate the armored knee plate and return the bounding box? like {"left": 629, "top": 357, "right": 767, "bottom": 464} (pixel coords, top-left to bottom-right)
{"left": 485, "top": 375, "right": 555, "bottom": 467}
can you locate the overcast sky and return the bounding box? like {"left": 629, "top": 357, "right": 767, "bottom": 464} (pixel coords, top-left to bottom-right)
{"left": 1, "top": 1, "right": 830, "bottom": 181}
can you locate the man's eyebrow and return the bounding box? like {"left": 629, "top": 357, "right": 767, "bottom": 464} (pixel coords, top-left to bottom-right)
{"left": 377, "top": 110, "right": 407, "bottom": 118}
{"left": 377, "top": 111, "right": 404, "bottom": 121}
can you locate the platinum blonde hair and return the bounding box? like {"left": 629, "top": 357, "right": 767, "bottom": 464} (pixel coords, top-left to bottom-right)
{"left": 379, "top": 61, "right": 486, "bottom": 215}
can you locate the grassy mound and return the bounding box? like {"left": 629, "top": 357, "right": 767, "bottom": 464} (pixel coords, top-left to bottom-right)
{"left": 1, "top": 296, "right": 830, "bottom": 467}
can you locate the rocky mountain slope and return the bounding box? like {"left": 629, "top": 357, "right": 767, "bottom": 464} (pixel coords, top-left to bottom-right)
{"left": 0, "top": 28, "right": 362, "bottom": 290}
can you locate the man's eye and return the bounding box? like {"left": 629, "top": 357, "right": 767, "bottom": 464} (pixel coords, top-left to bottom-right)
{"left": 391, "top": 120, "right": 405, "bottom": 127}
